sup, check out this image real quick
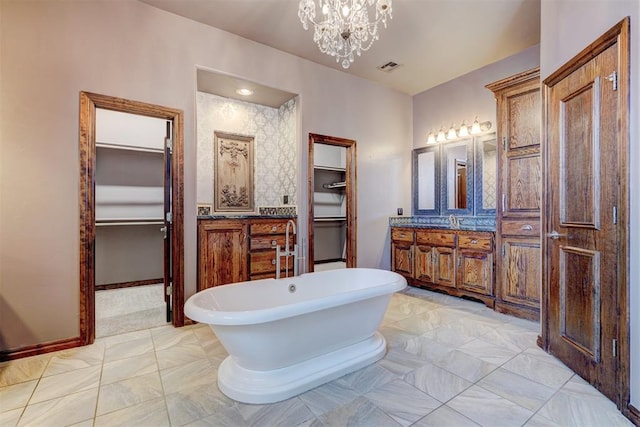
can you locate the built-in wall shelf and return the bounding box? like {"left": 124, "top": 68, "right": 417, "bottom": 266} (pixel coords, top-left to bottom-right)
{"left": 314, "top": 165, "right": 345, "bottom": 172}
{"left": 323, "top": 182, "right": 346, "bottom": 189}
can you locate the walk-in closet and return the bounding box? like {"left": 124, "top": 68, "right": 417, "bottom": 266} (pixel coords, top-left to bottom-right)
{"left": 313, "top": 143, "right": 347, "bottom": 271}
{"left": 94, "top": 108, "right": 170, "bottom": 337}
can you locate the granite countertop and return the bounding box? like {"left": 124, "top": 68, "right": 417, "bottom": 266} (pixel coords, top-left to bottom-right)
{"left": 198, "top": 215, "right": 296, "bottom": 220}
{"left": 389, "top": 216, "right": 496, "bottom": 232}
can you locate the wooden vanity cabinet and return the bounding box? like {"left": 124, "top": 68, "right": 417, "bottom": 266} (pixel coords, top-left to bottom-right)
{"left": 198, "top": 217, "right": 295, "bottom": 289}
{"left": 487, "top": 67, "right": 541, "bottom": 321}
{"left": 391, "top": 227, "right": 495, "bottom": 308}
{"left": 198, "top": 220, "right": 247, "bottom": 290}
{"left": 391, "top": 228, "right": 414, "bottom": 278}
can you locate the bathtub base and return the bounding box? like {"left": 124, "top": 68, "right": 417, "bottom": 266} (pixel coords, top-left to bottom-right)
{"left": 217, "top": 332, "right": 387, "bottom": 404}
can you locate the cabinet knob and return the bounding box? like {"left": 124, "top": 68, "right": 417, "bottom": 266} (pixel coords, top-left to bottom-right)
{"left": 271, "top": 259, "right": 276, "bottom": 265}
{"left": 271, "top": 225, "right": 277, "bottom": 232}
{"left": 271, "top": 240, "right": 277, "bottom": 247}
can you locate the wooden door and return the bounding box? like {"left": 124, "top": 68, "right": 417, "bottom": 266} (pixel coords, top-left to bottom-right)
{"left": 415, "top": 245, "right": 435, "bottom": 283}
{"left": 198, "top": 220, "right": 247, "bottom": 289}
{"left": 546, "top": 41, "right": 621, "bottom": 403}
{"left": 500, "top": 237, "right": 540, "bottom": 308}
{"left": 391, "top": 242, "right": 413, "bottom": 278}
{"left": 434, "top": 247, "right": 456, "bottom": 288}
{"left": 458, "top": 250, "right": 493, "bottom": 296}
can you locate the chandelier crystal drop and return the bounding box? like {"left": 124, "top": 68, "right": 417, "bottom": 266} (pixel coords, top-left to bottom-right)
{"left": 298, "top": 0, "right": 393, "bottom": 69}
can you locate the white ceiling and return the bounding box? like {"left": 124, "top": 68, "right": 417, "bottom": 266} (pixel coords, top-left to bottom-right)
{"left": 142, "top": 0, "right": 540, "bottom": 97}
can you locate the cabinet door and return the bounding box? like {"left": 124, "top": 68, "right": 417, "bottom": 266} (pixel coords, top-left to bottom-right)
{"left": 198, "top": 221, "right": 247, "bottom": 289}
{"left": 434, "top": 247, "right": 456, "bottom": 288}
{"left": 458, "top": 250, "right": 493, "bottom": 296}
{"left": 414, "top": 245, "right": 435, "bottom": 283}
{"left": 391, "top": 242, "right": 413, "bottom": 278}
{"left": 499, "top": 237, "right": 540, "bottom": 308}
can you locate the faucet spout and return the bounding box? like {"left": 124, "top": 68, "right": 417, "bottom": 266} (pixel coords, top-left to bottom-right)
{"left": 285, "top": 220, "right": 296, "bottom": 254}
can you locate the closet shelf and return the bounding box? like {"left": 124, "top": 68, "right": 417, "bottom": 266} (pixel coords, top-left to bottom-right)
{"left": 97, "top": 142, "right": 165, "bottom": 154}
{"left": 314, "top": 165, "right": 345, "bottom": 172}
{"left": 314, "top": 217, "right": 347, "bottom": 222}
{"left": 96, "top": 219, "right": 164, "bottom": 226}
{"left": 322, "top": 182, "right": 346, "bottom": 189}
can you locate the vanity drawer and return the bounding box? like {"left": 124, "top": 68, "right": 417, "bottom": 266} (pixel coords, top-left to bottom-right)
{"left": 415, "top": 230, "right": 456, "bottom": 247}
{"left": 250, "top": 235, "right": 293, "bottom": 251}
{"left": 501, "top": 219, "right": 540, "bottom": 237}
{"left": 250, "top": 222, "right": 289, "bottom": 235}
{"left": 391, "top": 228, "right": 414, "bottom": 243}
{"left": 458, "top": 235, "right": 493, "bottom": 251}
{"left": 249, "top": 251, "right": 294, "bottom": 274}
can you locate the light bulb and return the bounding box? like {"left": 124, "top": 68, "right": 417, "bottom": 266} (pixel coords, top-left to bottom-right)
{"left": 427, "top": 132, "right": 436, "bottom": 145}
{"left": 470, "top": 117, "right": 481, "bottom": 134}
{"left": 458, "top": 121, "right": 469, "bottom": 137}
{"left": 446, "top": 124, "right": 457, "bottom": 140}
{"left": 436, "top": 127, "right": 446, "bottom": 142}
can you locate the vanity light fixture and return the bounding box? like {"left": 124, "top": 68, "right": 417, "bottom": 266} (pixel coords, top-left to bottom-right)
{"left": 436, "top": 127, "right": 447, "bottom": 142}
{"left": 236, "top": 88, "right": 254, "bottom": 96}
{"left": 446, "top": 124, "right": 458, "bottom": 140}
{"left": 426, "top": 130, "right": 437, "bottom": 145}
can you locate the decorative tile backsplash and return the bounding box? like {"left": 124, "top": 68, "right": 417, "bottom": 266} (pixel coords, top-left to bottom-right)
{"left": 258, "top": 206, "right": 297, "bottom": 216}
{"left": 389, "top": 215, "right": 496, "bottom": 230}
{"left": 197, "top": 92, "right": 297, "bottom": 211}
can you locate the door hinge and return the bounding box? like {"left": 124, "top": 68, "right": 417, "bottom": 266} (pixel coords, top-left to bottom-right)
{"left": 613, "top": 339, "right": 617, "bottom": 357}
{"left": 166, "top": 283, "right": 173, "bottom": 296}
{"left": 166, "top": 212, "right": 172, "bottom": 223}
{"left": 606, "top": 71, "right": 618, "bottom": 91}
{"left": 502, "top": 137, "right": 507, "bottom": 151}
{"left": 613, "top": 206, "right": 617, "bottom": 225}
{"left": 502, "top": 244, "right": 506, "bottom": 257}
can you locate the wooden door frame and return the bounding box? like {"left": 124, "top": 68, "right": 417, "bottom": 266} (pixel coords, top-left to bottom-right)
{"left": 79, "top": 91, "right": 185, "bottom": 345}
{"left": 540, "top": 17, "right": 631, "bottom": 416}
{"left": 307, "top": 133, "right": 357, "bottom": 272}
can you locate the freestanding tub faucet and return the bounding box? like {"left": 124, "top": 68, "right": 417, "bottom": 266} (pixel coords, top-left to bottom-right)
{"left": 276, "top": 220, "right": 298, "bottom": 278}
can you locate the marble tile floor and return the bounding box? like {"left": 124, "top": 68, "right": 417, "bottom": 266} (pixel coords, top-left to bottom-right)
{"left": 0, "top": 286, "right": 633, "bottom": 427}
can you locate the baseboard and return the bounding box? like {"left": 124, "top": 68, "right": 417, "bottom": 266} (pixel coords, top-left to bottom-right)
{"left": 96, "top": 278, "right": 163, "bottom": 291}
{"left": 626, "top": 403, "right": 639, "bottom": 426}
{"left": 0, "top": 337, "right": 82, "bottom": 362}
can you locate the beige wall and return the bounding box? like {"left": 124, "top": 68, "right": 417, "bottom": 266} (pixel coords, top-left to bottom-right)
{"left": 0, "top": 0, "right": 412, "bottom": 350}
{"left": 540, "top": 0, "right": 639, "bottom": 408}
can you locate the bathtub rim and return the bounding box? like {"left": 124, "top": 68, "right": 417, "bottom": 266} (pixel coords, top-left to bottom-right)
{"left": 184, "top": 268, "right": 407, "bottom": 326}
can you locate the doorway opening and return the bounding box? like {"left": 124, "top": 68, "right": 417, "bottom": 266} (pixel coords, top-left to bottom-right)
{"left": 307, "top": 134, "right": 357, "bottom": 272}
{"left": 79, "top": 92, "right": 184, "bottom": 344}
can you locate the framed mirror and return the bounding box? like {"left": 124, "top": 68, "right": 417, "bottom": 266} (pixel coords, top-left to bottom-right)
{"left": 474, "top": 133, "right": 497, "bottom": 215}
{"left": 412, "top": 145, "right": 440, "bottom": 215}
{"left": 442, "top": 138, "right": 474, "bottom": 216}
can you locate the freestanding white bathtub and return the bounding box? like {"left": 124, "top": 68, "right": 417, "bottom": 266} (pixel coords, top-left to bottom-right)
{"left": 184, "top": 268, "right": 406, "bottom": 404}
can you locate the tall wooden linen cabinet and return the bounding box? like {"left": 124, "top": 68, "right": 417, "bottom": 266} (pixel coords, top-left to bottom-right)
{"left": 486, "top": 68, "right": 541, "bottom": 321}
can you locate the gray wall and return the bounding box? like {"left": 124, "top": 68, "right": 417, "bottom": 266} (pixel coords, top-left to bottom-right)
{"left": 540, "top": 0, "right": 640, "bottom": 410}
{"left": 0, "top": 0, "right": 412, "bottom": 351}
{"left": 413, "top": 45, "right": 540, "bottom": 150}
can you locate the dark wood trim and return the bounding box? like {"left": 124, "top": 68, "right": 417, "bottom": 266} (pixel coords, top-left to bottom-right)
{"left": 625, "top": 404, "right": 639, "bottom": 426}
{"left": 541, "top": 17, "right": 630, "bottom": 415}
{"left": 79, "top": 91, "right": 185, "bottom": 348}
{"left": 0, "top": 337, "right": 82, "bottom": 362}
{"left": 485, "top": 67, "right": 540, "bottom": 93}
{"left": 308, "top": 133, "right": 357, "bottom": 273}
{"left": 95, "top": 278, "right": 164, "bottom": 291}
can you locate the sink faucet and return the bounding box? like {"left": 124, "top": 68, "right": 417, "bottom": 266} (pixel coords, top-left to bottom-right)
{"left": 448, "top": 214, "right": 462, "bottom": 229}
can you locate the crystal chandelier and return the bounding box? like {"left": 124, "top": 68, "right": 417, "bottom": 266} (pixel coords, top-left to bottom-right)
{"left": 298, "top": 0, "right": 393, "bottom": 69}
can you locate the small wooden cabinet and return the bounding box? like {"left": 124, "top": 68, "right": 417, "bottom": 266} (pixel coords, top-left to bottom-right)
{"left": 487, "top": 68, "right": 541, "bottom": 321}
{"left": 391, "top": 227, "right": 495, "bottom": 308}
{"left": 198, "top": 217, "right": 295, "bottom": 290}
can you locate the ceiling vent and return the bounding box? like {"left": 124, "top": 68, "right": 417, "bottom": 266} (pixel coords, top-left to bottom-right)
{"left": 377, "top": 61, "right": 400, "bottom": 72}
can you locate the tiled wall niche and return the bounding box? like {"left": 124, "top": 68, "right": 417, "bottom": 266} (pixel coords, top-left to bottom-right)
{"left": 196, "top": 92, "right": 297, "bottom": 212}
